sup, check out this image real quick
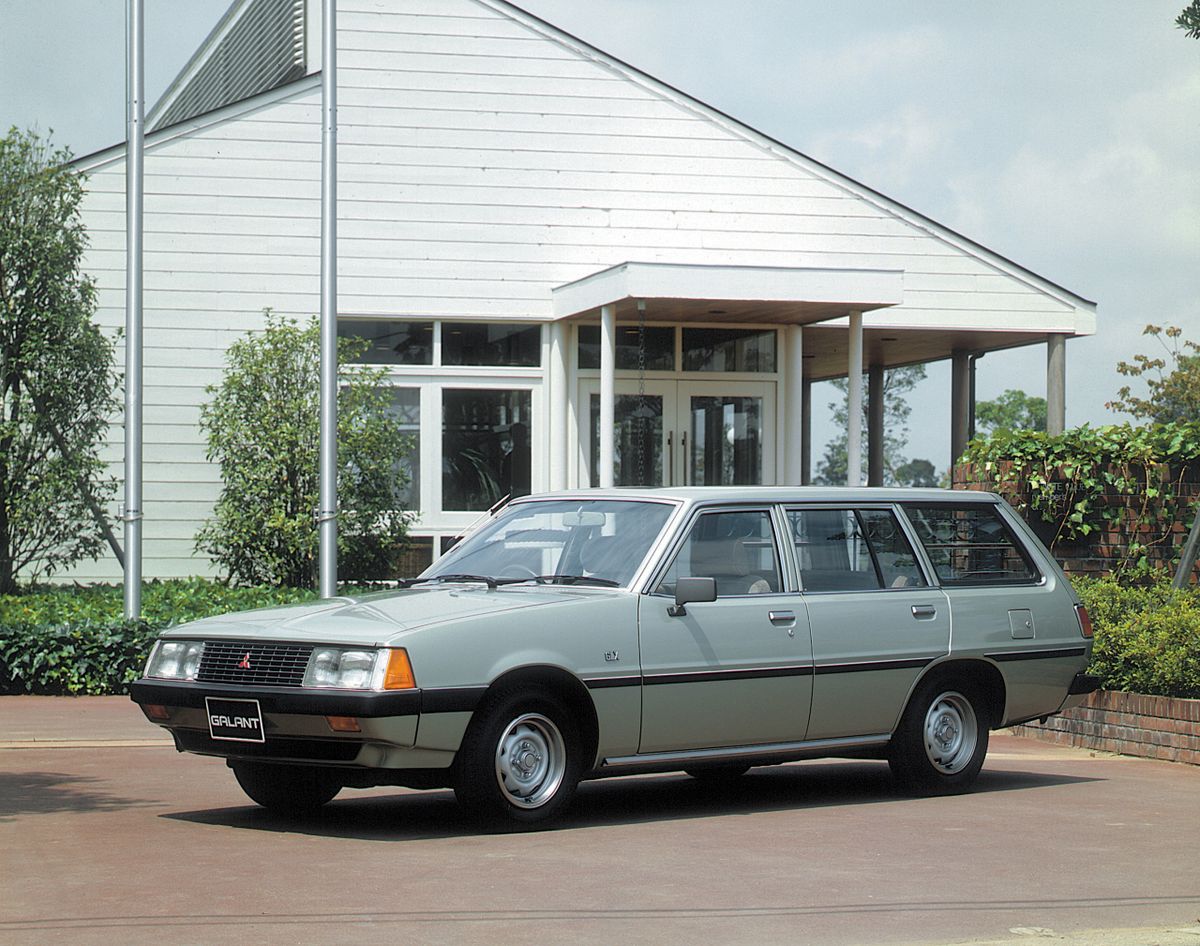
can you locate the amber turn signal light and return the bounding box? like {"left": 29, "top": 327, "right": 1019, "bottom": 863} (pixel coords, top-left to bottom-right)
{"left": 382, "top": 648, "right": 416, "bottom": 690}
{"left": 1074, "top": 604, "right": 1093, "bottom": 638}
{"left": 145, "top": 704, "right": 170, "bottom": 721}
{"left": 326, "top": 716, "right": 361, "bottom": 733}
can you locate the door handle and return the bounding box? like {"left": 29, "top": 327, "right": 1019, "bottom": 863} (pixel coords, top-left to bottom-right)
{"left": 667, "top": 431, "right": 674, "bottom": 487}
{"left": 681, "top": 431, "right": 689, "bottom": 486}
{"left": 769, "top": 610, "right": 796, "bottom": 636}
{"left": 911, "top": 605, "right": 937, "bottom": 620}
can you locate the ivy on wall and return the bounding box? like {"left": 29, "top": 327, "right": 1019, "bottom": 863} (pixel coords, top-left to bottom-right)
{"left": 960, "top": 422, "right": 1200, "bottom": 578}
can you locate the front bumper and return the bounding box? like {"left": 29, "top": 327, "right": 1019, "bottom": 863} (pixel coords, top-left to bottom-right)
{"left": 129, "top": 679, "right": 477, "bottom": 769}
{"left": 130, "top": 679, "right": 421, "bottom": 717}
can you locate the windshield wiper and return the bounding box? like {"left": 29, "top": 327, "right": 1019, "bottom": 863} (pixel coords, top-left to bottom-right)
{"left": 497, "top": 574, "right": 620, "bottom": 588}
{"left": 405, "top": 574, "right": 498, "bottom": 589}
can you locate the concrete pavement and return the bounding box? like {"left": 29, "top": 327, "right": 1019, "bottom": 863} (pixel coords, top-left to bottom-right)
{"left": 2, "top": 696, "right": 1199, "bottom": 946}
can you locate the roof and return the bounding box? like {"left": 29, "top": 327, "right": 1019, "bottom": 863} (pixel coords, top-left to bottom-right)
{"left": 515, "top": 487, "right": 1000, "bottom": 505}
{"left": 98, "top": 0, "right": 1093, "bottom": 322}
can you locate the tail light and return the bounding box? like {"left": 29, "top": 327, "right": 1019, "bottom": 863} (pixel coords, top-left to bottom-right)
{"left": 1074, "top": 604, "right": 1093, "bottom": 639}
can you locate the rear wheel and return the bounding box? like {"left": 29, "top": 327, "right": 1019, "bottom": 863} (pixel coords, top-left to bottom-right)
{"left": 888, "top": 676, "right": 989, "bottom": 795}
{"left": 453, "top": 687, "right": 582, "bottom": 827}
{"left": 230, "top": 761, "right": 341, "bottom": 814}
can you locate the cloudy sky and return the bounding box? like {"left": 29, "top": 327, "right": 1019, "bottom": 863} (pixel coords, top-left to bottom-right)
{"left": 3, "top": 0, "right": 1197, "bottom": 472}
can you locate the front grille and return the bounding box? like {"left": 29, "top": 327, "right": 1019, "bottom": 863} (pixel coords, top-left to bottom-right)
{"left": 196, "top": 641, "right": 313, "bottom": 687}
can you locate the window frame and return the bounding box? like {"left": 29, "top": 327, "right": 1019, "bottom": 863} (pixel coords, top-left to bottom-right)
{"left": 783, "top": 503, "right": 932, "bottom": 594}
{"left": 898, "top": 500, "right": 1043, "bottom": 588}
{"left": 646, "top": 503, "right": 790, "bottom": 599}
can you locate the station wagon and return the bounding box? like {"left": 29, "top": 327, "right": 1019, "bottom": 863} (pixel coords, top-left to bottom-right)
{"left": 131, "top": 488, "right": 1098, "bottom": 825}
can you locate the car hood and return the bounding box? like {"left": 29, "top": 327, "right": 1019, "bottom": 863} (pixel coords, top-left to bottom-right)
{"left": 160, "top": 584, "right": 616, "bottom": 646}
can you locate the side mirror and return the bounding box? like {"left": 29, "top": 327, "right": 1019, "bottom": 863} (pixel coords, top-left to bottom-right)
{"left": 668, "top": 577, "right": 717, "bottom": 617}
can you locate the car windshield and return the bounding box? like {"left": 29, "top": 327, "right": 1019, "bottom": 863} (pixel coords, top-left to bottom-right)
{"left": 422, "top": 499, "right": 677, "bottom": 587}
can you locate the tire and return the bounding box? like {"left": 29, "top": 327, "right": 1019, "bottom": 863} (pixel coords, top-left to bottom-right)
{"left": 453, "top": 687, "right": 582, "bottom": 827}
{"left": 888, "top": 676, "right": 990, "bottom": 796}
{"left": 685, "top": 764, "right": 751, "bottom": 782}
{"left": 230, "top": 761, "right": 341, "bottom": 815}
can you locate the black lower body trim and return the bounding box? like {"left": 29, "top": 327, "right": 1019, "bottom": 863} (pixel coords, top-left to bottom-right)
{"left": 174, "top": 729, "right": 362, "bottom": 762}
{"left": 1068, "top": 672, "right": 1102, "bottom": 695}
{"left": 986, "top": 646, "right": 1088, "bottom": 663}
{"left": 814, "top": 657, "right": 933, "bottom": 675}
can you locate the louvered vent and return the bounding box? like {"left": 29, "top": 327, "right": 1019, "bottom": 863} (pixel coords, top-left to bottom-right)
{"left": 153, "top": 0, "right": 305, "bottom": 130}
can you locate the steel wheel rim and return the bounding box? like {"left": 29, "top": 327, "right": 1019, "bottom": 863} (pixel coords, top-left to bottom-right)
{"left": 494, "top": 712, "right": 566, "bottom": 808}
{"left": 923, "top": 691, "right": 978, "bottom": 775}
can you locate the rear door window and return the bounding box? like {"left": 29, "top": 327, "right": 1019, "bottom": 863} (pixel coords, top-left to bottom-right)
{"left": 787, "top": 508, "right": 926, "bottom": 592}
{"left": 901, "top": 503, "right": 1037, "bottom": 585}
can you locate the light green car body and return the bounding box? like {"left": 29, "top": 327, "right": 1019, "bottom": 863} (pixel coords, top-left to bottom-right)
{"left": 133, "top": 487, "right": 1094, "bottom": 792}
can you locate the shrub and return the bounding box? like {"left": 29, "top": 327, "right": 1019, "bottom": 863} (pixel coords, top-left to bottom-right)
{"left": 0, "top": 580, "right": 316, "bottom": 695}
{"left": 1075, "top": 576, "right": 1200, "bottom": 698}
{"left": 197, "top": 313, "right": 414, "bottom": 586}
{"left": 0, "top": 620, "right": 159, "bottom": 695}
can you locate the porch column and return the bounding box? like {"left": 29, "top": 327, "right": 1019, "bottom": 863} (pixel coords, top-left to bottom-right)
{"left": 846, "top": 310, "right": 863, "bottom": 487}
{"left": 598, "top": 304, "right": 616, "bottom": 488}
{"left": 801, "top": 378, "right": 812, "bottom": 485}
{"left": 950, "top": 349, "right": 971, "bottom": 473}
{"left": 1047, "top": 333, "right": 1066, "bottom": 435}
{"left": 548, "top": 320, "right": 569, "bottom": 491}
{"left": 784, "top": 326, "right": 805, "bottom": 484}
{"left": 867, "top": 363, "right": 884, "bottom": 487}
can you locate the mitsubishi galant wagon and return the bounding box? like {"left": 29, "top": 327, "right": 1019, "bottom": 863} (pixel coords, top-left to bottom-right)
{"left": 131, "top": 488, "right": 1098, "bottom": 826}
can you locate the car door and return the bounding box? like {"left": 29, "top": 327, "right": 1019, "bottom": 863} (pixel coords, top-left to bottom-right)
{"left": 899, "top": 500, "right": 1084, "bottom": 725}
{"left": 792, "top": 505, "right": 951, "bottom": 741}
{"left": 637, "top": 506, "right": 813, "bottom": 753}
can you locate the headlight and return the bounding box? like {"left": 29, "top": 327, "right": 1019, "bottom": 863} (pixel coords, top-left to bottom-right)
{"left": 144, "top": 640, "right": 205, "bottom": 680}
{"left": 303, "top": 647, "right": 416, "bottom": 690}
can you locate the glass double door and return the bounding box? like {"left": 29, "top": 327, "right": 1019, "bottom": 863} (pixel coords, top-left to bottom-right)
{"left": 584, "top": 381, "right": 775, "bottom": 488}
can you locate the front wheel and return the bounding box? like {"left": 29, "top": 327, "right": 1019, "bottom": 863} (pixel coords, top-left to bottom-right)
{"left": 230, "top": 761, "right": 341, "bottom": 815}
{"left": 888, "top": 677, "right": 989, "bottom": 795}
{"left": 453, "top": 687, "right": 582, "bottom": 827}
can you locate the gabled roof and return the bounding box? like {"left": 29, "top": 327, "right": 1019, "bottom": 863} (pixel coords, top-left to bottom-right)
{"left": 131, "top": 0, "right": 1091, "bottom": 317}
{"left": 147, "top": 0, "right": 307, "bottom": 132}
{"left": 490, "top": 0, "right": 1095, "bottom": 314}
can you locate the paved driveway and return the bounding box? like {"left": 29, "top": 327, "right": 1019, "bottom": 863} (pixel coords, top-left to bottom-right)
{"left": 2, "top": 696, "right": 1198, "bottom": 946}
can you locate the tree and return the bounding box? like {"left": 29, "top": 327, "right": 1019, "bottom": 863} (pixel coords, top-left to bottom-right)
{"left": 0, "top": 127, "right": 119, "bottom": 593}
{"left": 1178, "top": 0, "right": 1200, "bottom": 39}
{"left": 893, "top": 458, "right": 939, "bottom": 488}
{"left": 813, "top": 365, "right": 937, "bottom": 485}
{"left": 197, "top": 313, "right": 414, "bottom": 586}
{"left": 974, "top": 389, "right": 1047, "bottom": 436}
{"left": 1106, "top": 324, "right": 1200, "bottom": 424}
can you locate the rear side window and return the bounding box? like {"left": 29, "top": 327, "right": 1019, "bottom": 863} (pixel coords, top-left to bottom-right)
{"left": 787, "top": 508, "right": 926, "bottom": 592}
{"left": 902, "top": 504, "right": 1037, "bottom": 585}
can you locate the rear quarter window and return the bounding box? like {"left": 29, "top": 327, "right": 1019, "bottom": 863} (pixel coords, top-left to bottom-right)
{"left": 901, "top": 503, "right": 1038, "bottom": 586}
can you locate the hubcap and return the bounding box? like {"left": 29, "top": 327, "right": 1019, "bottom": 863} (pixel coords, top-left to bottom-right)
{"left": 923, "top": 691, "right": 978, "bottom": 775}
{"left": 494, "top": 713, "right": 566, "bottom": 808}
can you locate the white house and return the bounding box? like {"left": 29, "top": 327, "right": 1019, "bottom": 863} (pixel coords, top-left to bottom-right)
{"left": 72, "top": 0, "right": 1095, "bottom": 582}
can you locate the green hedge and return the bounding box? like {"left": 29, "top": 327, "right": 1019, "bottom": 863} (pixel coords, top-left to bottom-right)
{"left": 1074, "top": 577, "right": 1200, "bottom": 699}
{"left": 0, "top": 580, "right": 315, "bottom": 696}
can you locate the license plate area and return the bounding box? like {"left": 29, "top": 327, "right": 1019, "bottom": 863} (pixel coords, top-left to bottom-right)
{"left": 206, "top": 697, "right": 265, "bottom": 743}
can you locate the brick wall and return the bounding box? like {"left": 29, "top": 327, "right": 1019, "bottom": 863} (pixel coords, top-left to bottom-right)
{"left": 1008, "top": 690, "right": 1200, "bottom": 765}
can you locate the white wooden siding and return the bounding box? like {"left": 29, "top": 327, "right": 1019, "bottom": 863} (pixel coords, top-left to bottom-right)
{"left": 64, "top": 0, "right": 1086, "bottom": 582}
